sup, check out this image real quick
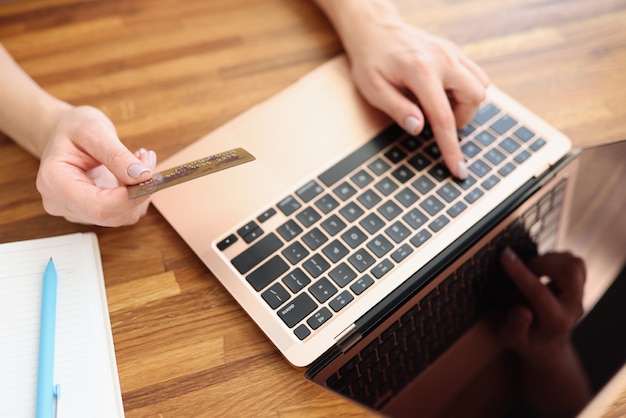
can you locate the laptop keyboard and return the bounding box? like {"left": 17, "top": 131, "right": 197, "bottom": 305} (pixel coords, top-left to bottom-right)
{"left": 217, "top": 102, "right": 549, "bottom": 341}
{"left": 323, "top": 178, "right": 566, "bottom": 409}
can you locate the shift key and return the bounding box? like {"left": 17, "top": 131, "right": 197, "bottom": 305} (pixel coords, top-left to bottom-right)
{"left": 278, "top": 293, "right": 317, "bottom": 328}
{"left": 231, "top": 233, "right": 283, "bottom": 274}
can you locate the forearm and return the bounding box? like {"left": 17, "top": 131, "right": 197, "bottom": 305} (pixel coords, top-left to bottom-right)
{"left": 312, "top": 0, "right": 402, "bottom": 55}
{"left": 520, "top": 343, "right": 592, "bottom": 418}
{"left": 0, "top": 44, "right": 70, "bottom": 157}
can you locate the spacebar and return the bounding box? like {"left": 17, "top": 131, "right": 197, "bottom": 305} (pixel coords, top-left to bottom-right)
{"left": 317, "top": 124, "right": 401, "bottom": 187}
{"left": 231, "top": 233, "right": 283, "bottom": 274}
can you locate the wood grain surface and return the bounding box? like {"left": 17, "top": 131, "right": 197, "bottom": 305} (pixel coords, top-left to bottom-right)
{"left": 1, "top": 0, "right": 625, "bottom": 417}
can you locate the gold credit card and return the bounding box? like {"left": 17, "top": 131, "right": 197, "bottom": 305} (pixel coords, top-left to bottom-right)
{"left": 127, "top": 147, "right": 255, "bottom": 199}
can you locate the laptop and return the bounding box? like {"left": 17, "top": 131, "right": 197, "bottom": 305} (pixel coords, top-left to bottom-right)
{"left": 151, "top": 54, "right": 581, "bottom": 415}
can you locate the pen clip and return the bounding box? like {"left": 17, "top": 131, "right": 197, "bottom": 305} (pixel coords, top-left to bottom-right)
{"left": 53, "top": 384, "right": 60, "bottom": 418}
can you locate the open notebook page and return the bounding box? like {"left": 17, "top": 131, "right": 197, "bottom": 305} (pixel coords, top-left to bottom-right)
{"left": 0, "top": 232, "right": 124, "bottom": 418}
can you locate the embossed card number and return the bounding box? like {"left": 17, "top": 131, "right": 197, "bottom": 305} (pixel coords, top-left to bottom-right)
{"left": 127, "top": 147, "right": 255, "bottom": 199}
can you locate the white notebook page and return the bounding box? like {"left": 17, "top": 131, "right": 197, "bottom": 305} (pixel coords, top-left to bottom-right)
{"left": 0, "top": 233, "right": 124, "bottom": 418}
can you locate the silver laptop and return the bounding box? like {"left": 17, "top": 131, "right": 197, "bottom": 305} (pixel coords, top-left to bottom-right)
{"left": 151, "top": 55, "right": 574, "bottom": 415}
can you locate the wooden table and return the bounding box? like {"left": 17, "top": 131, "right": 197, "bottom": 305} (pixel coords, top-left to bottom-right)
{"left": 1, "top": 0, "right": 625, "bottom": 416}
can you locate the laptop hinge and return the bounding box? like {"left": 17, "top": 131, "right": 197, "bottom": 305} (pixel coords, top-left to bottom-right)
{"left": 335, "top": 323, "right": 361, "bottom": 353}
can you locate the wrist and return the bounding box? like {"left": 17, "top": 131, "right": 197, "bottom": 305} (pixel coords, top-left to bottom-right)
{"left": 314, "top": 0, "right": 402, "bottom": 53}
{"left": 30, "top": 93, "right": 72, "bottom": 157}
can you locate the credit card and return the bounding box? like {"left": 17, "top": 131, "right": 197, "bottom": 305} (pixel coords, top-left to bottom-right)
{"left": 127, "top": 147, "right": 255, "bottom": 199}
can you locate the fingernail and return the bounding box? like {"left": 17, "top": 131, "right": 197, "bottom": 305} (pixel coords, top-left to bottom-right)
{"left": 404, "top": 116, "right": 421, "bottom": 135}
{"left": 147, "top": 150, "right": 157, "bottom": 169}
{"left": 502, "top": 246, "right": 517, "bottom": 263}
{"left": 127, "top": 163, "right": 151, "bottom": 179}
{"left": 456, "top": 160, "right": 468, "bottom": 180}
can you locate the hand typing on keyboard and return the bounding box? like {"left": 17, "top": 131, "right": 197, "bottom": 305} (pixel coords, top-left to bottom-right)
{"left": 313, "top": 0, "right": 490, "bottom": 179}
{"left": 499, "top": 248, "right": 592, "bottom": 418}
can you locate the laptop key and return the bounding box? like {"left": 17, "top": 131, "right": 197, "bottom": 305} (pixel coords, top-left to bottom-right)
{"left": 367, "top": 234, "right": 394, "bottom": 258}
{"left": 277, "top": 219, "right": 302, "bottom": 241}
{"left": 339, "top": 202, "right": 364, "bottom": 223}
{"left": 530, "top": 138, "right": 546, "bottom": 151}
{"left": 490, "top": 115, "right": 517, "bottom": 134}
{"left": 454, "top": 175, "right": 477, "bottom": 190}
{"left": 446, "top": 201, "right": 467, "bottom": 218}
{"left": 294, "top": 324, "right": 311, "bottom": 340}
{"left": 348, "top": 248, "right": 376, "bottom": 272}
{"left": 412, "top": 175, "right": 435, "bottom": 194}
{"left": 323, "top": 240, "right": 350, "bottom": 263}
{"left": 315, "top": 194, "right": 339, "bottom": 214}
{"left": 296, "top": 180, "right": 324, "bottom": 203}
{"left": 375, "top": 177, "right": 399, "bottom": 196}
{"left": 436, "top": 183, "right": 461, "bottom": 203}
{"left": 514, "top": 126, "right": 534, "bottom": 142}
{"left": 514, "top": 150, "right": 532, "bottom": 164}
{"left": 385, "top": 147, "right": 407, "bottom": 163}
{"left": 302, "top": 253, "right": 330, "bottom": 278}
{"left": 391, "top": 243, "right": 413, "bottom": 262}
{"left": 246, "top": 255, "right": 289, "bottom": 291}
{"left": 391, "top": 165, "right": 415, "bottom": 184}
{"left": 309, "top": 277, "right": 338, "bottom": 303}
{"left": 357, "top": 189, "right": 382, "bottom": 209}
{"left": 261, "top": 283, "right": 291, "bottom": 309}
{"left": 351, "top": 274, "right": 375, "bottom": 295}
{"left": 321, "top": 214, "right": 347, "bottom": 236}
{"left": 277, "top": 195, "right": 301, "bottom": 216}
{"left": 475, "top": 131, "right": 496, "bottom": 146}
{"left": 420, "top": 195, "right": 445, "bottom": 216}
{"left": 318, "top": 124, "right": 402, "bottom": 187}
{"left": 395, "top": 188, "right": 419, "bottom": 207}
{"left": 408, "top": 153, "right": 430, "bottom": 171}
{"left": 330, "top": 291, "right": 355, "bottom": 312}
{"left": 334, "top": 181, "right": 357, "bottom": 201}
{"left": 282, "top": 241, "right": 309, "bottom": 264}
{"left": 296, "top": 206, "right": 321, "bottom": 228}
{"left": 481, "top": 174, "right": 500, "bottom": 190}
{"left": 403, "top": 208, "right": 428, "bottom": 229}
{"left": 302, "top": 227, "right": 328, "bottom": 250}
{"left": 378, "top": 200, "right": 403, "bottom": 221}
{"left": 428, "top": 163, "right": 450, "bottom": 182}
{"left": 307, "top": 307, "right": 333, "bottom": 330}
{"left": 368, "top": 158, "right": 391, "bottom": 176}
{"left": 410, "top": 229, "right": 432, "bottom": 248}
{"left": 484, "top": 148, "right": 506, "bottom": 166}
{"left": 499, "top": 137, "right": 521, "bottom": 154}
{"left": 461, "top": 141, "right": 481, "bottom": 158}
{"left": 329, "top": 262, "right": 358, "bottom": 287}
{"left": 428, "top": 215, "right": 450, "bottom": 232}
{"left": 282, "top": 268, "right": 311, "bottom": 293}
{"left": 341, "top": 225, "right": 368, "bottom": 248}
{"left": 468, "top": 159, "right": 492, "bottom": 178}
{"left": 371, "top": 259, "right": 394, "bottom": 279}
{"left": 231, "top": 232, "right": 283, "bottom": 274}
{"left": 473, "top": 103, "right": 500, "bottom": 125}
{"left": 278, "top": 293, "right": 318, "bottom": 328}
{"left": 401, "top": 136, "right": 422, "bottom": 152}
{"left": 465, "top": 188, "right": 484, "bottom": 203}
{"left": 351, "top": 170, "right": 374, "bottom": 188}
{"left": 217, "top": 234, "right": 238, "bottom": 251}
{"left": 424, "top": 143, "right": 441, "bottom": 160}
{"left": 385, "top": 221, "right": 411, "bottom": 243}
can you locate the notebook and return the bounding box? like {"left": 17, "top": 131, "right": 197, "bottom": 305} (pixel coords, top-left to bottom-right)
{"left": 0, "top": 232, "right": 124, "bottom": 418}
{"left": 151, "top": 54, "right": 576, "bottom": 414}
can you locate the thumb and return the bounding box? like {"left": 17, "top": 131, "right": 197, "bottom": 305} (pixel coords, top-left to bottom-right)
{"left": 85, "top": 132, "right": 154, "bottom": 185}
{"left": 67, "top": 106, "right": 155, "bottom": 185}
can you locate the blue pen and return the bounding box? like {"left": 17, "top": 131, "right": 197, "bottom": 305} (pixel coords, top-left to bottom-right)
{"left": 35, "top": 258, "right": 60, "bottom": 418}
